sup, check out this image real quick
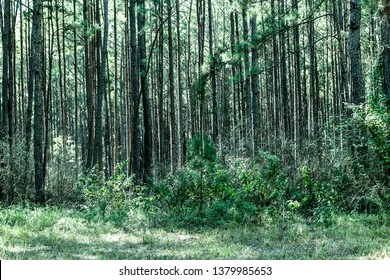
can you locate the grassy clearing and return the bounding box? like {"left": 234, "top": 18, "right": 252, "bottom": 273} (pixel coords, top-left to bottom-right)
{"left": 0, "top": 205, "right": 389, "bottom": 260}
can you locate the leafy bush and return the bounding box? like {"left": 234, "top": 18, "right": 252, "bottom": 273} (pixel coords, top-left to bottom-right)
{"left": 0, "top": 135, "right": 34, "bottom": 203}
{"left": 78, "top": 166, "right": 134, "bottom": 223}
{"left": 46, "top": 137, "right": 81, "bottom": 204}
{"left": 144, "top": 133, "right": 290, "bottom": 227}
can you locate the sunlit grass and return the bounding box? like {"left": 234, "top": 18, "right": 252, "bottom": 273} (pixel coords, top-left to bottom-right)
{"left": 0, "top": 205, "right": 389, "bottom": 259}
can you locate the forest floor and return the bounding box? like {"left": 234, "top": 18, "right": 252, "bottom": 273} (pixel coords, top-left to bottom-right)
{"left": 0, "top": 206, "right": 389, "bottom": 260}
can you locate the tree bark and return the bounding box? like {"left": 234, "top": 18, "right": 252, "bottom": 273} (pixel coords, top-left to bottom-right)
{"left": 242, "top": 5, "right": 251, "bottom": 152}
{"left": 176, "top": 0, "right": 185, "bottom": 168}
{"left": 168, "top": 0, "right": 177, "bottom": 174}
{"left": 251, "top": 15, "right": 260, "bottom": 152}
{"left": 93, "top": 0, "right": 107, "bottom": 170}
{"left": 32, "top": 0, "right": 45, "bottom": 204}
{"left": 138, "top": 0, "right": 152, "bottom": 181}
{"left": 1, "top": 0, "right": 11, "bottom": 141}
{"left": 208, "top": 0, "right": 218, "bottom": 143}
{"left": 349, "top": 0, "right": 364, "bottom": 105}
{"left": 382, "top": 0, "right": 390, "bottom": 105}
{"left": 113, "top": 0, "right": 119, "bottom": 169}
{"left": 73, "top": 0, "right": 79, "bottom": 167}
{"left": 129, "top": 0, "right": 140, "bottom": 179}
{"left": 85, "top": 0, "right": 95, "bottom": 169}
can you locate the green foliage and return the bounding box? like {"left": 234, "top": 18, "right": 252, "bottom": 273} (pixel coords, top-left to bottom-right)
{"left": 78, "top": 166, "right": 134, "bottom": 223}
{"left": 187, "top": 132, "right": 216, "bottom": 167}
{"left": 144, "top": 134, "right": 290, "bottom": 227}
{"left": 46, "top": 137, "right": 81, "bottom": 204}
{"left": 332, "top": 55, "right": 390, "bottom": 213}
{"left": 292, "top": 165, "right": 336, "bottom": 225}
{"left": 0, "top": 135, "right": 34, "bottom": 203}
{"left": 195, "top": 73, "right": 209, "bottom": 100}
{"left": 234, "top": 151, "right": 286, "bottom": 210}
{"left": 365, "top": 55, "right": 390, "bottom": 169}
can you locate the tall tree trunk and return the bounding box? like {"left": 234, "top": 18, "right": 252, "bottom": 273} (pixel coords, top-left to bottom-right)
{"left": 334, "top": 0, "right": 348, "bottom": 113}
{"left": 157, "top": 0, "right": 165, "bottom": 176}
{"left": 208, "top": 0, "right": 218, "bottom": 143}
{"left": 292, "top": 0, "right": 302, "bottom": 146}
{"left": 349, "top": 0, "right": 366, "bottom": 170}
{"left": 382, "top": 0, "right": 390, "bottom": 105}
{"left": 93, "top": 0, "right": 107, "bottom": 170}
{"left": 176, "top": 0, "right": 185, "bottom": 168}
{"left": 271, "top": 0, "right": 279, "bottom": 142}
{"left": 242, "top": 5, "right": 251, "bottom": 153}
{"left": 129, "top": 0, "right": 140, "bottom": 179}
{"left": 73, "top": 0, "right": 79, "bottom": 167}
{"left": 0, "top": 0, "right": 12, "bottom": 201}
{"left": 25, "top": 0, "right": 33, "bottom": 153}
{"left": 113, "top": 0, "right": 119, "bottom": 170}
{"left": 61, "top": 0, "right": 67, "bottom": 148}
{"left": 187, "top": 0, "right": 196, "bottom": 141}
{"left": 230, "top": 0, "right": 237, "bottom": 151}
{"left": 85, "top": 0, "right": 95, "bottom": 169}
{"left": 251, "top": 15, "right": 260, "bottom": 153}
{"left": 196, "top": 0, "right": 206, "bottom": 134}
{"left": 168, "top": 0, "right": 177, "bottom": 174}
{"left": 32, "top": 0, "right": 45, "bottom": 204}
{"left": 55, "top": 0, "right": 66, "bottom": 150}
{"left": 1, "top": 0, "right": 11, "bottom": 141}
{"left": 280, "top": 0, "right": 289, "bottom": 142}
{"left": 235, "top": 11, "right": 244, "bottom": 145}
{"left": 43, "top": 6, "right": 54, "bottom": 195}
{"left": 137, "top": 0, "right": 152, "bottom": 181}
{"left": 349, "top": 0, "right": 364, "bottom": 105}
{"left": 308, "top": 0, "right": 319, "bottom": 139}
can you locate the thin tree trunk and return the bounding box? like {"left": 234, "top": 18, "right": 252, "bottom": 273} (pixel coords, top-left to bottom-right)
{"left": 251, "top": 15, "right": 260, "bottom": 153}
{"left": 55, "top": 0, "right": 66, "bottom": 151}
{"left": 113, "top": 0, "right": 119, "bottom": 170}
{"left": 157, "top": 0, "right": 164, "bottom": 176}
{"left": 382, "top": 0, "right": 390, "bottom": 104}
{"left": 242, "top": 5, "right": 251, "bottom": 153}
{"left": 168, "top": 0, "right": 177, "bottom": 174}
{"left": 334, "top": 0, "right": 348, "bottom": 113}
{"left": 93, "top": 0, "right": 108, "bottom": 170}
{"left": 208, "top": 0, "right": 218, "bottom": 143}
{"left": 176, "top": 0, "right": 185, "bottom": 168}
{"left": 130, "top": 0, "right": 140, "bottom": 179}
{"left": 74, "top": 0, "right": 79, "bottom": 167}
{"left": 230, "top": 0, "right": 237, "bottom": 151}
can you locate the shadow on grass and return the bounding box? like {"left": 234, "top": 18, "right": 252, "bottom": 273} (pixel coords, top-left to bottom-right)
{"left": 2, "top": 216, "right": 389, "bottom": 260}
{"left": 0, "top": 206, "right": 389, "bottom": 260}
{"left": 2, "top": 232, "right": 227, "bottom": 260}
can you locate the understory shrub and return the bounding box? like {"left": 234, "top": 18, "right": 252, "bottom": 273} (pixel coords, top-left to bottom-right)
{"left": 46, "top": 137, "right": 81, "bottom": 204}
{"left": 0, "top": 135, "right": 34, "bottom": 203}
{"left": 145, "top": 134, "right": 289, "bottom": 226}
{"left": 77, "top": 166, "right": 134, "bottom": 223}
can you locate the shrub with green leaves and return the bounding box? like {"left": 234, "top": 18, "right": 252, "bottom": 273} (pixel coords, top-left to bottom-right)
{"left": 78, "top": 166, "right": 134, "bottom": 222}
{"left": 146, "top": 133, "right": 290, "bottom": 226}
{"left": 46, "top": 137, "right": 81, "bottom": 204}
{"left": 0, "top": 135, "right": 34, "bottom": 203}
{"left": 291, "top": 165, "right": 336, "bottom": 225}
